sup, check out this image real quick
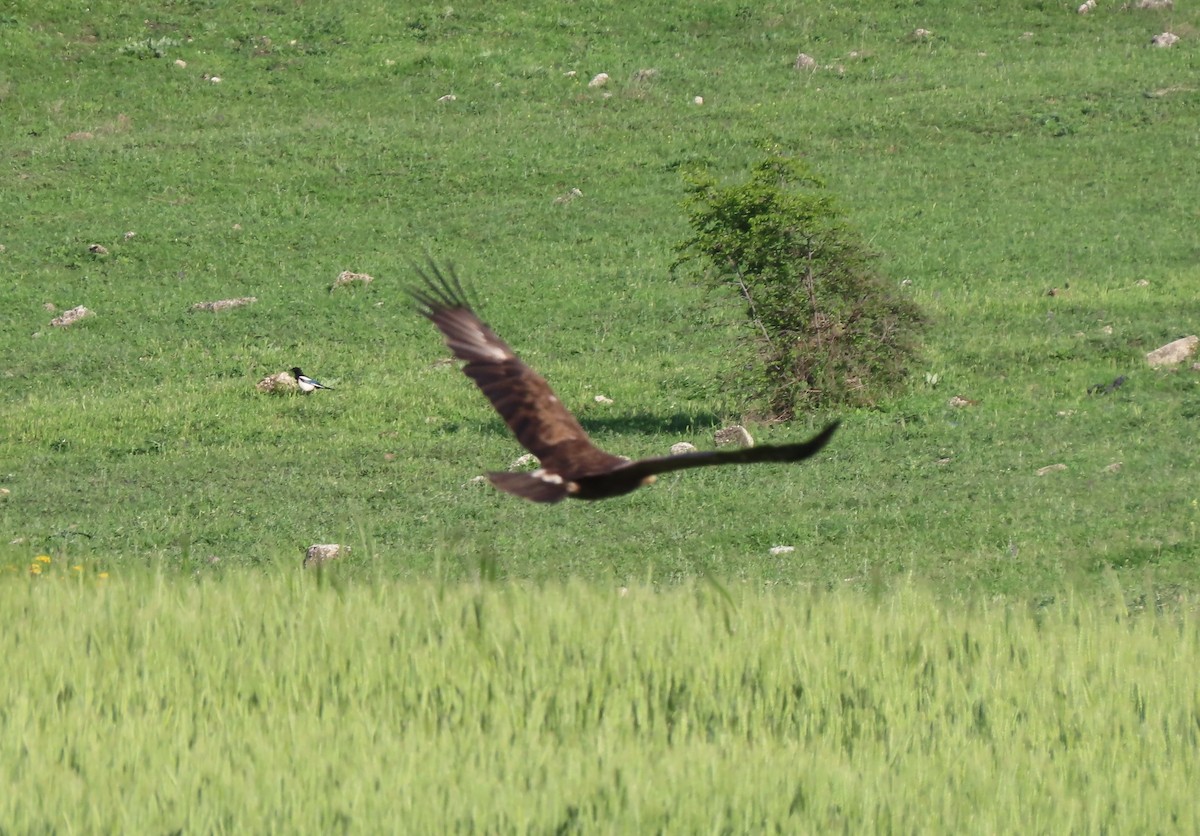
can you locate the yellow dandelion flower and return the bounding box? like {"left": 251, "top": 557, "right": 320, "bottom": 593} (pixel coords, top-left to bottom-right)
{"left": 72, "top": 565, "right": 83, "bottom": 572}
{"left": 29, "top": 564, "right": 42, "bottom": 575}
{"left": 36, "top": 555, "right": 52, "bottom": 563}
{"left": 98, "top": 572, "right": 109, "bottom": 579}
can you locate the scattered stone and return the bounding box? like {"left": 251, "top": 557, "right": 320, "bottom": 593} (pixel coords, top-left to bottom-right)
{"left": 714, "top": 425, "right": 754, "bottom": 448}
{"left": 563, "top": 70, "right": 577, "bottom": 78}
{"left": 509, "top": 453, "right": 538, "bottom": 471}
{"left": 1193, "top": 362, "right": 1200, "bottom": 372}
{"left": 794, "top": 53, "right": 817, "bottom": 70}
{"left": 935, "top": 457, "right": 952, "bottom": 465}
{"left": 1078, "top": 0, "right": 1096, "bottom": 13}
{"left": 88, "top": 244, "right": 109, "bottom": 255}
{"left": 1037, "top": 463, "right": 1067, "bottom": 476}
{"left": 466, "top": 475, "right": 489, "bottom": 486}
{"left": 948, "top": 395, "right": 979, "bottom": 408}
{"left": 1057, "top": 410, "right": 1076, "bottom": 417}
{"left": 50, "top": 306, "right": 93, "bottom": 327}
{"left": 618, "top": 586, "right": 629, "bottom": 598}
{"left": 191, "top": 296, "right": 257, "bottom": 312}
{"left": 769, "top": 545, "right": 795, "bottom": 555}
{"left": 123, "top": 231, "right": 136, "bottom": 240}
{"left": 553, "top": 187, "right": 583, "bottom": 205}
{"left": 1145, "top": 335, "right": 1198, "bottom": 368}
{"left": 693, "top": 95, "right": 704, "bottom": 105}
{"left": 588, "top": 72, "right": 609, "bottom": 88}
{"left": 256, "top": 371, "right": 299, "bottom": 394}
{"left": 1102, "top": 462, "right": 1123, "bottom": 474}
{"left": 1100, "top": 325, "right": 1113, "bottom": 335}
{"left": 911, "top": 28, "right": 933, "bottom": 39}
{"left": 174, "top": 58, "right": 187, "bottom": 68}
{"left": 331, "top": 270, "right": 373, "bottom": 290}
{"left": 437, "top": 93, "right": 457, "bottom": 102}
{"left": 0, "top": 244, "right": 5, "bottom": 252}
{"left": 1088, "top": 375, "right": 1127, "bottom": 395}
{"left": 0, "top": 488, "right": 10, "bottom": 498}
{"left": 43, "top": 302, "right": 56, "bottom": 311}
{"left": 1131, "top": 0, "right": 1173, "bottom": 8}
{"left": 593, "top": 394, "right": 613, "bottom": 405}
{"left": 1135, "top": 279, "right": 1150, "bottom": 287}
{"left": 670, "top": 442, "right": 697, "bottom": 455}
{"left": 303, "top": 544, "right": 347, "bottom": 569}
{"left": 1151, "top": 32, "right": 1180, "bottom": 48}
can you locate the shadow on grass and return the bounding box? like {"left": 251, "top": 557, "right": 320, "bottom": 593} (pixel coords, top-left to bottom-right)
{"left": 437, "top": 411, "right": 726, "bottom": 439}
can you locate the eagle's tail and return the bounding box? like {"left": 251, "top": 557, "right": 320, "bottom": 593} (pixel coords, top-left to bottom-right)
{"left": 487, "top": 471, "right": 570, "bottom": 503}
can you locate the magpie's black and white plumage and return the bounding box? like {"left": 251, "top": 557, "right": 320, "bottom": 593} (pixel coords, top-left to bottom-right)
{"left": 410, "top": 262, "right": 840, "bottom": 503}
{"left": 291, "top": 367, "right": 332, "bottom": 393}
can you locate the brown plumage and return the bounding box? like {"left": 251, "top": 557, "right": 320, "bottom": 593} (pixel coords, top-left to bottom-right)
{"left": 411, "top": 263, "right": 839, "bottom": 502}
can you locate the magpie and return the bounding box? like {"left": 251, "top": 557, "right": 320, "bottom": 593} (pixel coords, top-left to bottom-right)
{"left": 291, "top": 367, "right": 332, "bottom": 393}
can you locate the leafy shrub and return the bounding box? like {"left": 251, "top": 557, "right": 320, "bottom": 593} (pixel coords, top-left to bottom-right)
{"left": 675, "top": 154, "right": 925, "bottom": 417}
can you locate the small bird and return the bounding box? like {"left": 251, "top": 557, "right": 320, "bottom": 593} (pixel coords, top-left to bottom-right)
{"left": 410, "top": 262, "right": 839, "bottom": 503}
{"left": 291, "top": 367, "right": 332, "bottom": 393}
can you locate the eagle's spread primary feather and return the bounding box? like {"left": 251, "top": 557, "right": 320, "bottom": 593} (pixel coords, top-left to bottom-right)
{"left": 411, "top": 262, "right": 839, "bottom": 502}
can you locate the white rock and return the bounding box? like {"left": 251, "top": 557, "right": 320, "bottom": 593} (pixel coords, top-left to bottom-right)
{"left": 255, "top": 371, "right": 298, "bottom": 394}
{"left": 50, "top": 306, "right": 93, "bottom": 327}
{"left": 714, "top": 425, "right": 754, "bottom": 448}
{"left": 332, "top": 270, "right": 373, "bottom": 290}
{"left": 670, "top": 442, "right": 697, "bottom": 455}
{"left": 437, "top": 93, "right": 457, "bottom": 102}
{"left": 588, "top": 73, "right": 609, "bottom": 88}
{"left": 1151, "top": 32, "right": 1180, "bottom": 48}
{"left": 693, "top": 95, "right": 704, "bottom": 105}
{"left": 303, "top": 544, "right": 347, "bottom": 568}
{"left": 593, "top": 394, "right": 613, "bottom": 404}
{"left": 769, "top": 545, "right": 795, "bottom": 555}
{"left": 1036, "top": 463, "right": 1067, "bottom": 476}
{"left": 1146, "top": 335, "right": 1198, "bottom": 367}
{"left": 794, "top": 53, "right": 817, "bottom": 70}
{"left": 509, "top": 453, "right": 538, "bottom": 471}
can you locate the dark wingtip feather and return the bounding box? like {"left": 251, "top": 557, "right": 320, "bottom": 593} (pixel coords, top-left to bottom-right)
{"left": 409, "top": 259, "right": 473, "bottom": 319}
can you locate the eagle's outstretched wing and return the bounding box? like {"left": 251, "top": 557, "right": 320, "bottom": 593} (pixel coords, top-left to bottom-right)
{"left": 595, "top": 420, "right": 840, "bottom": 484}
{"left": 411, "top": 263, "right": 626, "bottom": 477}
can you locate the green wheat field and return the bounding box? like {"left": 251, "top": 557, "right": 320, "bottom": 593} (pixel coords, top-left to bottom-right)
{"left": 2, "top": 0, "right": 1199, "bottom": 831}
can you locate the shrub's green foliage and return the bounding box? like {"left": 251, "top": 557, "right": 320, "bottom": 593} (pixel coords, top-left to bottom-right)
{"left": 678, "top": 154, "right": 926, "bottom": 416}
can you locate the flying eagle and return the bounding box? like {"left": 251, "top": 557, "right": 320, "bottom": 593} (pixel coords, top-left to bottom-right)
{"left": 411, "top": 263, "right": 839, "bottom": 503}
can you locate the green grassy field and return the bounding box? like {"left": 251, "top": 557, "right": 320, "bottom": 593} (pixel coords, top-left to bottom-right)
{"left": 2, "top": 1, "right": 1199, "bottom": 829}
{"left": 4, "top": 568, "right": 1198, "bottom": 832}
{"left": 3, "top": 0, "right": 1198, "bottom": 592}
